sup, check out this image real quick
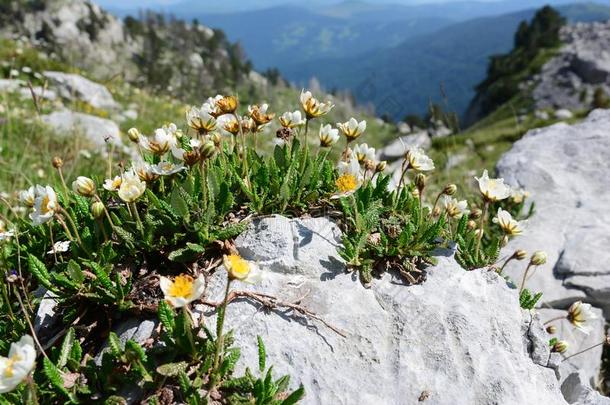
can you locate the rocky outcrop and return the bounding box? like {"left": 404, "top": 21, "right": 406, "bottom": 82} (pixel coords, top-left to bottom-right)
{"left": 40, "top": 110, "right": 121, "bottom": 149}
{"left": 378, "top": 131, "right": 431, "bottom": 161}
{"left": 43, "top": 71, "right": 119, "bottom": 110}
{"left": 498, "top": 109, "right": 610, "bottom": 393}
{"left": 196, "top": 215, "right": 567, "bottom": 405}
{"left": 533, "top": 22, "right": 610, "bottom": 111}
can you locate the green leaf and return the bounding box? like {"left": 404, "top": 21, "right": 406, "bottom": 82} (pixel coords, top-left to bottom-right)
{"left": 108, "top": 332, "right": 122, "bottom": 357}
{"left": 57, "top": 328, "right": 75, "bottom": 369}
{"left": 42, "top": 357, "right": 73, "bottom": 400}
{"left": 67, "top": 260, "right": 85, "bottom": 285}
{"left": 157, "top": 361, "right": 188, "bottom": 377}
{"left": 257, "top": 336, "right": 266, "bottom": 373}
{"left": 282, "top": 385, "right": 305, "bottom": 405}
{"left": 158, "top": 300, "right": 175, "bottom": 334}
{"left": 27, "top": 254, "right": 52, "bottom": 290}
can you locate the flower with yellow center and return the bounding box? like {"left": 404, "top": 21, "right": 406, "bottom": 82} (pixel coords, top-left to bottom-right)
{"left": 216, "top": 95, "right": 239, "bottom": 114}
{"left": 159, "top": 274, "right": 205, "bottom": 308}
{"left": 567, "top": 301, "right": 597, "bottom": 334}
{"left": 248, "top": 104, "right": 275, "bottom": 126}
{"left": 152, "top": 161, "right": 186, "bottom": 176}
{"left": 279, "top": 110, "right": 305, "bottom": 129}
{"left": 140, "top": 124, "right": 179, "bottom": 156}
{"left": 222, "top": 117, "right": 241, "bottom": 135}
{"left": 133, "top": 161, "right": 160, "bottom": 183}
{"left": 337, "top": 117, "right": 366, "bottom": 142}
{"left": 492, "top": 208, "right": 525, "bottom": 236}
{"left": 72, "top": 176, "right": 96, "bottom": 197}
{"left": 30, "top": 185, "right": 58, "bottom": 225}
{"left": 103, "top": 176, "right": 122, "bottom": 191}
{"left": 333, "top": 158, "right": 363, "bottom": 198}
{"left": 223, "top": 254, "right": 262, "bottom": 283}
{"left": 186, "top": 106, "right": 217, "bottom": 135}
{"left": 0, "top": 335, "right": 36, "bottom": 393}
{"left": 300, "top": 90, "right": 334, "bottom": 119}
{"left": 475, "top": 170, "right": 511, "bottom": 202}
{"left": 405, "top": 148, "right": 435, "bottom": 172}
{"left": 118, "top": 170, "right": 146, "bottom": 203}
{"left": 511, "top": 188, "right": 530, "bottom": 204}
{"left": 319, "top": 124, "right": 340, "bottom": 148}
{"left": 440, "top": 195, "right": 470, "bottom": 219}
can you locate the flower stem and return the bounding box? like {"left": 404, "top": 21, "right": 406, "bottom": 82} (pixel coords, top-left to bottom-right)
{"left": 210, "top": 278, "right": 232, "bottom": 393}
{"left": 543, "top": 316, "right": 566, "bottom": 326}
{"left": 562, "top": 340, "right": 606, "bottom": 362}
{"left": 130, "top": 202, "right": 144, "bottom": 235}
{"left": 475, "top": 200, "right": 489, "bottom": 262}
{"left": 518, "top": 263, "right": 533, "bottom": 294}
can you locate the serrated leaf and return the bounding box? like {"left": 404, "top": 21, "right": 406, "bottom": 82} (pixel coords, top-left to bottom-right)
{"left": 156, "top": 361, "right": 188, "bottom": 377}
{"left": 57, "top": 328, "right": 75, "bottom": 369}
{"left": 27, "top": 254, "right": 52, "bottom": 290}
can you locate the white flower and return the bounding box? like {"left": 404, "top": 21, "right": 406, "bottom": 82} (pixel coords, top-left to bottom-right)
{"left": 133, "top": 161, "right": 160, "bottom": 182}
{"left": 103, "top": 176, "right": 122, "bottom": 192}
{"left": 47, "top": 241, "right": 70, "bottom": 254}
{"left": 567, "top": 301, "right": 598, "bottom": 334}
{"left": 223, "top": 254, "right": 263, "bottom": 283}
{"left": 511, "top": 188, "right": 530, "bottom": 204}
{"left": 279, "top": 110, "right": 305, "bottom": 129}
{"left": 186, "top": 105, "right": 217, "bottom": 134}
{"left": 475, "top": 170, "right": 511, "bottom": 202}
{"left": 300, "top": 90, "right": 334, "bottom": 119}
{"left": 0, "top": 221, "right": 14, "bottom": 242}
{"left": 30, "top": 185, "right": 58, "bottom": 225}
{"left": 117, "top": 171, "right": 146, "bottom": 203}
{"left": 492, "top": 208, "right": 525, "bottom": 236}
{"left": 152, "top": 161, "right": 186, "bottom": 176}
{"left": 440, "top": 195, "right": 469, "bottom": 219}
{"left": 405, "top": 148, "right": 435, "bottom": 171}
{"left": 334, "top": 157, "right": 363, "bottom": 198}
{"left": 353, "top": 143, "right": 376, "bottom": 164}
{"left": 19, "top": 187, "right": 35, "bottom": 207}
{"left": 140, "top": 124, "right": 179, "bottom": 155}
{"left": 160, "top": 274, "right": 206, "bottom": 308}
{"left": 0, "top": 335, "right": 36, "bottom": 393}
{"left": 318, "top": 124, "right": 340, "bottom": 147}
{"left": 337, "top": 118, "right": 366, "bottom": 142}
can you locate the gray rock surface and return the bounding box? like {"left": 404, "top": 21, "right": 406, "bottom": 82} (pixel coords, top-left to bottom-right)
{"left": 498, "top": 109, "right": 610, "bottom": 311}
{"left": 33, "top": 290, "right": 59, "bottom": 339}
{"left": 40, "top": 110, "right": 122, "bottom": 149}
{"left": 43, "top": 71, "right": 118, "bottom": 110}
{"left": 533, "top": 22, "right": 610, "bottom": 111}
{"left": 378, "top": 131, "right": 431, "bottom": 160}
{"left": 563, "top": 371, "right": 610, "bottom": 405}
{"left": 197, "top": 215, "right": 567, "bottom": 405}
{"left": 94, "top": 318, "right": 158, "bottom": 366}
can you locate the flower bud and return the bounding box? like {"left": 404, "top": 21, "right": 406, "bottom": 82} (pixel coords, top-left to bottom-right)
{"left": 432, "top": 206, "right": 441, "bottom": 217}
{"left": 200, "top": 141, "right": 216, "bottom": 159}
{"left": 72, "top": 176, "right": 96, "bottom": 197}
{"left": 514, "top": 250, "right": 528, "bottom": 260}
{"left": 91, "top": 201, "right": 104, "bottom": 219}
{"left": 375, "top": 161, "right": 387, "bottom": 173}
{"left": 552, "top": 340, "right": 568, "bottom": 354}
{"left": 414, "top": 173, "right": 426, "bottom": 191}
{"left": 127, "top": 127, "right": 141, "bottom": 143}
{"left": 364, "top": 159, "right": 376, "bottom": 172}
{"left": 530, "top": 251, "right": 548, "bottom": 266}
{"left": 183, "top": 150, "right": 201, "bottom": 167}
{"left": 470, "top": 208, "right": 482, "bottom": 220}
{"left": 443, "top": 184, "right": 457, "bottom": 196}
{"left": 209, "top": 132, "right": 222, "bottom": 148}
{"left": 467, "top": 220, "right": 477, "bottom": 230}
{"left": 474, "top": 228, "right": 484, "bottom": 238}
{"left": 546, "top": 325, "right": 557, "bottom": 334}
{"left": 52, "top": 156, "right": 63, "bottom": 169}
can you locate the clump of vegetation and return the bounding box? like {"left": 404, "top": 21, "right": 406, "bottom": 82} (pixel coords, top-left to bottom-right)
{"left": 0, "top": 87, "right": 558, "bottom": 402}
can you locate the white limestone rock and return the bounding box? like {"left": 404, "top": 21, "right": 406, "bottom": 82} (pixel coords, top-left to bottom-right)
{"left": 43, "top": 71, "right": 118, "bottom": 110}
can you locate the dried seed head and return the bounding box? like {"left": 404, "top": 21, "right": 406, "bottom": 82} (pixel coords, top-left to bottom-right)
{"left": 52, "top": 156, "right": 63, "bottom": 169}
{"left": 364, "top": 159, "right": 376, "bottom": 172}
{"left": 276, "top": 127, "right": 292, "bottom": 141}
{"left": 414, "top": 173, "right": 426, "bottom": 191}
{"left": 467, "top": 220, "right": 477, "bottom": 230}
{"left": 375, "top": 161, "right": 387, "bottom": 173}
{"left": 470, "top": 208, "right": 483, "bottom": 220}
{"left": 183, "top": 150, "right": 201, "bottom": 167}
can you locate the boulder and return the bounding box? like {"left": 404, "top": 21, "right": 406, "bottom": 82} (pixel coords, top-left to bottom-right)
{"left": 562, "top": 371, "right": 610, "bottom": 405}
{"left": 555, "top": 109, "right": 574, "bottom": 120}
{"left": 497, "top": 109, "right": 610, "bottom": 311}
{"left": 40, "top": 110, "right": 122, "bottom": 149}
{"left": 43, "top": 71, "right": 119, "bottom": 110}
{"left": 196, "top": 215, "right": 567, "bottom": 405}
{"left": 378, "top": 131, "right": 431, "bottom": 160}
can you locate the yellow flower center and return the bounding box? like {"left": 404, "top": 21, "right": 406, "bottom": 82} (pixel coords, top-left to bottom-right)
{"left": 226, "top": 254, "right": 250, "bottom": 279}
{"left": 336, "top": 174, "right": 358, "bottom": 194}
{"left": 168, "top": 275, "right": 194, "bottom": 299}
{"left": 4, "top": 354, "right": 21, "bottom": 378}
